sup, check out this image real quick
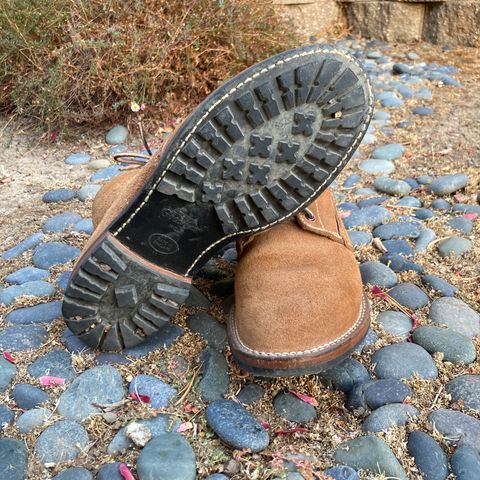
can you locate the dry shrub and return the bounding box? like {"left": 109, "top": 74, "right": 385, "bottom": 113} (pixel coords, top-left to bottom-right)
{"left": 0, "top": 0, "right": 296, "bottom": 130}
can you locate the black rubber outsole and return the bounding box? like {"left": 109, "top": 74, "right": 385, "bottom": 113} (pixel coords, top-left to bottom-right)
{"left": 63, "top": 44, "right": 374, "bottom": 351}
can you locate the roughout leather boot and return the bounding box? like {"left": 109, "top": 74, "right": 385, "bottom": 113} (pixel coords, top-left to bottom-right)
{"left": 230, "top": 189, "right": 370, "bottom": 376}
{"left": 62, "top": 44, "right": 373, "bottom": 351}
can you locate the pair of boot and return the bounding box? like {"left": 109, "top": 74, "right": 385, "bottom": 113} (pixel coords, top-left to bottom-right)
{"left": 63, "top": 45, "right": 374, "bottom": 377}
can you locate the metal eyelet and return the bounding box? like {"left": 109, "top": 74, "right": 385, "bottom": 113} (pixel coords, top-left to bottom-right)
{"left": 304, "top": 208, "right": 315, "bottom": 221}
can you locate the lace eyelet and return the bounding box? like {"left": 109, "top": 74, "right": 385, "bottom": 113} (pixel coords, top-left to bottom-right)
{"left": 304, "top": 208, "right": 315, "bottom": 221}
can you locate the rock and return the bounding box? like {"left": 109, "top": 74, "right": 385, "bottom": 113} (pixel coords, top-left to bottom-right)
{"left": 453, "top": 203, "right": 480, "bottom": 215}
{"left": 429, "top": 297, "right": 480, "bottom": 337}
{"left": 128, "top": 374, "right": 176, "bottom": 408}
{"left": 417, "top": 175, "right": 434, "bottom": 185}
{"left": 35, "top": 420, "right": 89, "bottom": 464}
{"left": 383, "top": 239, "right": 413, "bottom": 257}
{"left": 206, "top": 400, "right": 269, "bottom": 452}
{"left": 95, "top": 352, "right": 131, "bottom": 366}
{"left": 27, "top": 349, "right": 76, "bottom": 382}
{"left": 407, "top": 431, "right": 448, "bottom": 480}
{"left": 137, "top": 434, "right": 196, "bottom": 480}
{"left": 415, "top": 228, "right": 436, "bottom": 253}
{"left": 184, "top": 286, "right": 211, "bottom": 307}
{"left": 451, "top": 446, "right": 480, "bottom": 480}
{"left": 73, "top": 218, "right": 94, "bottom": 235}
{"left": 393, "top": 63, "right": 410, "bottom": 74}
{"left": 186, "top": 313, "right": 227, "bottom": 350}
{"left": 438, "top": 236, "right": 473, "bottom": 258}
{"left": 357, "top": 196, "right": 389, "bottom": 208}
{"left": 236, "top": 383, "right": 264, "bottom": 405}
{"left": 205, "top": 475, "right": 230, "bottom": 480}
{"left": 412, "top": 326, "right": 476, "bottom": 364}
{"left": 65, "top": 152, "right": 90, "bottom": 165}
{"left": 387, "top": 283, "right": 429, "bottom": 309}
{"left": 52, "top": 467, "right": 93, "bottom": 480}
{"left": 0, "top": 281, "right": 55, "bottom": 306}
{"left": 318, "top": 358, "right": 370, "bottom": 393}
{"left": 90, "top": 165, "right": 122, "bottom": 182}
{"left": 16, "top": 407, "right": 51, "bottom": 433}
{"left": 1, "top": 232, "right": 44, "bottom": 260}
{"left": 58, "top": 366, "right": 125, "bottom": 421}
{"left": 381, "top": 256, "right": 423, "bottom": 275}
{"left": 429, "top": 173, "right": 469, "bottom": 195}
{"left": 397, "top": 85, "right": 413, "bottom": 99}
{"left": 428, "top": 409, "right": 480, "bottom": 450}
{"left": 0, "top": 405, "right": 14, "bottom": 431}
{"left": 78, "top": 184, "right": 101, "bottom": 201}
{"left": 96, "top": 463, "right": 123, "bottom": 480}
{"left": 273, "top": 392, "right": 317, "bottom": 423}
{"left": 0, "top": 325, "right": 48, "bottom": 352}
{"left": 57, "top": 271, "right": 71, "bottom": 290}
{"left": 342, "top": 206, "right": 392, "bottom": 229}
{"left": 88, "top": 159, "right": 111, "bottom": 170}
{"left": 43, "top": 212, "right": 82, "bottom": 234}
{"left": 33, "top": 242, "right": 80, "bottom": 269}
{"left": 374, "top": 177, "right": 411, "bottom": 196}
{"left": 448, "top": 217, "right": 473, "bottom": 234}
{"left": 324, "top": 466, "right": 359, "bottom": 480}
{"left": 422, "top": 275, "right": 457, "bottom": 297}
{"left": 335, "top": 436, "right": 407, "bottom": 480}
{"left": 348, "top": 231, "right": 373, "bottom": 246}
{"left": 431, "top": 198, "right": 451, "bottom": 210}
{"left": 359, "top": 159, "right": 395, "bottom": 175}
{"left": 446, "top": 376, "right": 480, "bottom": 411}
{"left": 125, "top": 422, "right": 152, "bottom": 447}
{"left": 363, "top": 379, "right": 412, "bottom": 410}
{"left": 123, "top": 324, "right": 184, "bottom": 358}
{"left": 105, "top": 125, "right": 129, "bottom": 145}
{"left": 376, "top": 311, "right": 412, "bottom": 339}
{"left": 354, "top": 187, "right": 376, "bottom": 197}
{"left": 373, "top": 343, "right": 438, "bottom": 380}
{"left": 0, "top": 438, "right": 29, "bottom": 480}
{"left": 42, "top": 188, "right": 77, "bottom": 203}
{"left": 62, "top": 328, "right": 92, "bottom": 354}
{"left": 363, "top": 403, "right": 419, "bottom": 432}
{"left": 198, "top": 348, "right": 229, "bottom": 402}
{"left": 353, "top": 328, "right": 379, "bottom": 353}
{"left": 415, "top": 208, "right": 436, "bottom": 220}
{"left": 372, "top": 143, "right": 405, "bottom": 161}
{"left": 0, "top": 357, "right": 17, "bottom": 392}
{"left": 373, "top": 221, "right": 422, "bottom": 240}
{"left": 6, "top": 267, "right": 49, "bottom": 284}
{"left": 5, "top": 301, "right": 63, "bottom": 325}
{"left": 360, "top": 261, "right": 397, "bottom": 288}
{"left": 343, "top": 174, "right": 362, "bottom": 187}
{"left": 12, "top": 383, "right": 48, "bottom": 409}
{"left": 413, "top": 106, "right": 434, "bottom": 115}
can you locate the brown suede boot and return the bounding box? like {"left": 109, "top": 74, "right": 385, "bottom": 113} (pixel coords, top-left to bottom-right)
{"left": 230, "top": 188, "right": 370, "bottom": 376}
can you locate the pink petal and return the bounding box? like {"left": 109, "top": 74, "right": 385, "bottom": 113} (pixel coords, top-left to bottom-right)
{"left": 176, "top": 422, "right": 193, "bottom": 433}
{"left": 454, "top": 193, "right": 469, "bottom": 203}
{"left": 119, "top": 463, "right": 136, "bottom": 480}
{"left": 411, "top": 314, "right": 420, "bottom": 330}
{"left": 339, "top": 210, "right": 351, "bottom": 219}
{"left": 2, "top": 352, "right": 16, "bottom": 364}
{"left": 289, "top": 390, "right": 319, "bottom": 407}
{"left": 39, "top": 375, "right": 65, "bottom": 387}
{"left": 260, "top": 420, "right": 270, "bottom": 430}
{"left": 129, "top": 392, "right": 151, "bottom": 403}
{"left": 371, "top": 285, "right": 388, "bottom": 300}
{"left": 274, "top": 427, "right": 308, "bottom": 436}
{"left": 463, "top": 213, "right": 478, "bottom": 220}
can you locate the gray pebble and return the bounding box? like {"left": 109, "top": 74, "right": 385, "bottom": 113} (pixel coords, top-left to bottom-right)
{"left": 429, "top": 297, "right": 480, "bottom": 337}
{"left": 363, "top": 403, "right": 419, "bottom": 432}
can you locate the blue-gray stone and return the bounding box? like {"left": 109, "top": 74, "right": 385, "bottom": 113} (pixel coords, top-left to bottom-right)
{"left": 206, "top": 400, "right": 269, "bottom": 452}
{"left": 137, "top": 434, "right": 196, "bottom": 480}
{"left": 1, "top": 232, "right": 44, "bottom": 260}
{"left": 0, "top": 325, "right": 48, "bottom": 352}
{"left": 206, "top": 475, "right": 229, "bottom": 480}
{"left": 429, "top": 297, "right": 480, "bottom": 337}
{"left": 348, "top": 231, "right": 372, "bottom": 247}
{"left": 428, "top": 409, "right": 480, "bottom": 450}
{"left": 429, "top": 173, "right": 469, "bottom": 195}
{"left": 96, "top": 463, "right": 123, "bottom": 480}
{"left": 184, "top": 285, "right": 211, "bottom": 307}
{"left": 43, "top": 212, "right": 82, "bottom": 234}
{"left": 415, "top": 228, "right": 437, "bottom": 253}
{"left": 374, "top": 221, "right": 422, "bottom": 239}
{"left": 431, "top": 198, "right": 451, "bottom": 210}
{"left": 376, "top": 310, "right": 412, "bottom": 339}
{"left": 364, "top": 379, "right": 412, "bottom": 410}
{"left": 372, "top": 111, "right": 391, "bottom": 122}
{"left": 372, "top": 144, "right": 405, "bottom": 161}
{"left": 62, "top": 327, "right": 92, "bottom": 354}
{"left": 397, "top": 120, "right": 414, "bottom": 128}
{"left": 90, "top": 165, "right": 122, "bottom": 182}
{"left": 35, "top": 420, "right": 89, "bottom": 464}
{"left": 452, "top": 203, "right": 480, "bottom": 214}
{"left": 407, "top": 431, "right": 448, "bottom": 480}
{"left": 343, "top": 206, "right": 392, "bottom": 229}
{"left": 58, "top": 366, "right": 125, "bottom": 421}
{"left": 57, "top": 271, "right": 71, "bottom": 290}
{"left": 105, "top": 125, "right": 129, "bottom": 145}
{"left": 438, "top": 236, "right": 472, "bottom": 258}
{"left": 413, "top": 106, "right": 434, "bottom": 115}
{"left": 123, "top": 324, "right": 184, "bottom": 357}
{"left": 186, "top": 313, "right": 227, "bottom": 350}
{"left": 387, "top": 282, "right": 429, "bottom": 309}
{"left": 381, "top": 95, "right": 403, "bottom": 108}
{"left": 451, "top": 446, "right": 480, "bottom": 480}
{"left": 0, "top": 438, "right": 29, "bottom": 480}
{"left": 422, "top": 275, "right": 457, "bottom": 297}
{"left": 397, "top": 196, "right": 422, "bottom": 207}
{"left": 417, "top": 175, "right": 433, "bottom": 185}
{"left": 0, "top": 405, "right": 14, "bottom": 431}
{"left": 335, "top": 436, "right": 407, "bottom": 480}
{"left": 318, "top": 358, "right": 370, "bottom": 393}
{"left": 65, "top": 152, "right": 90, "bottom": 165}
{"left": 383, "top": 239, "right": 412, "bottom": 257}
{"left": 33, "top": 242, "right": 80, "bottom": 269}
{"left": 413, "top": 326, "right": 475, "bottom": 364}
{"left": 73, "top": 218, "right": 94, "bottom": 235}
{"left": 359, "top": 159, "right": 395, "bottom": 175}
{"left": 109, "top": 144, "right": 127, "bottom": 156}
{"left": 0, "top": 281, "right": 55, "bottom": 306}
{"left": 338, "top": 202, "right": 358, "bottom": 211}
{"left": 357, "top": 196, "right": 389, "bottom": 208}
{"left": 6, "top": 266, "right": 49, "bottom": 284}
{"left": 324, "top": 466, "right": 359, "bottom": 480}
{"left": 397, "top": 85, "right": 413, "bottom": 99}
{"left": 198, "top": 348, "right": 229, "bottom": 402}
{"left": 446, "top": 376, "right": 480, "bottom": 411}
{"left": 28, "top": 349, "right": 76, "bottom": 382}
{"left": 361, "top": 133, "right": 376, "bottom": 145}
{"left": 78, "top": 183, "right": 101, "bottom": 201}
{"left": 129, "top": 375, "right": 176, "bottom": 409}
{"left": 12, "top": 383, "right": 48, "bottom": 409}
{"left": 16, "top": 408, "right": 51, "bottom": 434}
{"left": 95, "top": 352, "right": 130, "bottom": 366}
{"left": 415, "top": 208, "right": 436, "bottom": 220}
{"left": 380, "top": 253, "right": 425, "bottom": 273}
{"left": 448, "top": 217, "right": 473, "bottom": 234}
{"left": 52, "top": 467, "right": 93, "bottom": 480}
{"left": 42, "top": 188, "right": 77, "bottom": 203}
{"left": 5, "top": 301, "right": 63, "bottom": 325}
{"left": 353, "top": 328, "right": 379, "bottom": 354}
{"left": 415, "top": 88, "right": 433, "bottom": 100}
{"left": 360, "top": 261, "right": 397, "bottom": 288}
{"left": 273, "top": 392, "right": 317, "bottom": 423}
{"left": 0, "top": 357, "right": 17, "bottom": 392}
{"left": 363, "top": 403, "right": 419, "bottom": 432}
{"left": 236, "top": 383, "right": 264, "bottom": 405}
{"left": 354, "top": 187, "right": 377, "bottom": 197}
{"left": 393, "top": 63, "right": 410, "bottom": 74}
{"left": 404, "top": 178, "right": 420, "bottom": 190}
{"left": 373, "top": 343, "right": 438, "bottom": 380}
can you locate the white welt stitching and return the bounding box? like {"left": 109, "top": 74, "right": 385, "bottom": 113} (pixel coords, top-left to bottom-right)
{"left": 112, "top": 46, "right": 374, "bottom": 277}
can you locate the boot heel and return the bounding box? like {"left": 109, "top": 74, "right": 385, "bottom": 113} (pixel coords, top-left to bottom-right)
{"left": 62, "top": 234, "right": 191, "bottom": 351}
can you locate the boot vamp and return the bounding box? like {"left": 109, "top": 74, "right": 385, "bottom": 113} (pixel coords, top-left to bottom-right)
{"left": 234, "top": 221, "right": 364, "bottom": 354}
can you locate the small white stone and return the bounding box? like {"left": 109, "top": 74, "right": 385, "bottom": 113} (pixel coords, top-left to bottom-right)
{"left": 125, "top": 422, "right": 152, "bottom": 447}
